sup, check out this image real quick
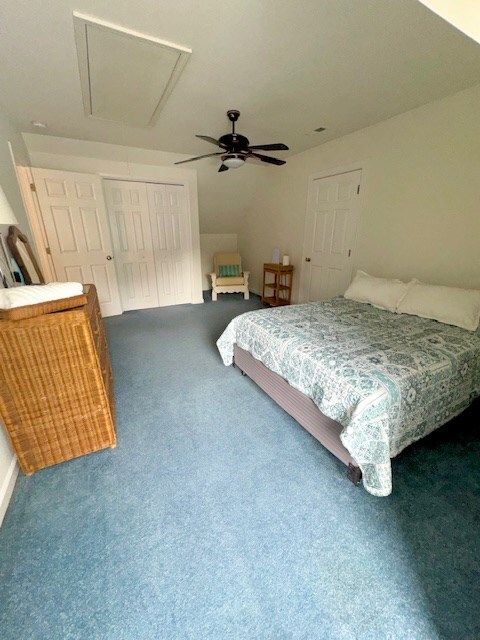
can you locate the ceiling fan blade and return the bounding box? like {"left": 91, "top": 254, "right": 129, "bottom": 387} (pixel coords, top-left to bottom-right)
{"left": 196, "top": 135, "right": 227, "bottom": 149}
{"left": 249, "top": 153, "right": 286, "bottom": 166}
{"left": 248, "top": 143, "right": 289, "bottom": 151}
{"left": 175, "top": 152, "right": 223, "bottom": 165}
{"left": 218, "top": 164, "right": 229, "bottom": 172}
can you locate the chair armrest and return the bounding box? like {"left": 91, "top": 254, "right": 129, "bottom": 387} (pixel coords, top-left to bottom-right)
{"left": 243, "top": 271, "right": 250, "bottom": 286}
{"left": 210, "top": 272, "right": 217, "bottom": 286}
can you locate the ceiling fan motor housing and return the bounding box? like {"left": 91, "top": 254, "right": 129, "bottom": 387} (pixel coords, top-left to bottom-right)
{"left": 218, "top": 133, "right": 250, "bottom": 152}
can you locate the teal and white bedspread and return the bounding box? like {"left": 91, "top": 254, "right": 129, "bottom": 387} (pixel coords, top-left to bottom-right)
{"left": 217, "top": 298, "right": 480, "bottom": 496}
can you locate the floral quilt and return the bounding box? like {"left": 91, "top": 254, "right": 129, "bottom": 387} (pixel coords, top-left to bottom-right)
{"left": 217, "top": 298, "right": 480, "bottom": 496}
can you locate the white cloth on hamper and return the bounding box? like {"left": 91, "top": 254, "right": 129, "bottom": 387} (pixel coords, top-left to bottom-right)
{"left": 0, "top": 282, "right": 84, "bottom": 309}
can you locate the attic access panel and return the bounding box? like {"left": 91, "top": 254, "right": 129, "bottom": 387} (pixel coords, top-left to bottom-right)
{"left": 73, "top": 12, "right": 191, "bottom": 128}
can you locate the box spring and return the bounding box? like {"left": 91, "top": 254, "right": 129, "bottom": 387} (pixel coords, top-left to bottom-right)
{"left": 234, "top": 345, "right": 359, "bottom": 471}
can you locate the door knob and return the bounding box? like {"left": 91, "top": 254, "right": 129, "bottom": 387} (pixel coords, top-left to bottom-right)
{"left": 106, "top": 255, "right": 113, "bottom": 261}
{"left": 305, "top": 257, "right": 311, "bottom": 262}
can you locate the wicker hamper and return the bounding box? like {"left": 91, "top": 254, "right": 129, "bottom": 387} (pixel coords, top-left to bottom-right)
{"left": 0, "top": 284, "right": 116, "bottom": 474}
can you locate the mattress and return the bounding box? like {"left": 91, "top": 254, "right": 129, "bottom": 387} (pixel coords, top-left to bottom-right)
{"left": 217, "top": 298, "right": 480, "bottom": 496}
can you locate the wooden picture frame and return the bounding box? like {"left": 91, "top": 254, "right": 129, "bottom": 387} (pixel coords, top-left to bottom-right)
{"left": 6, "top": 226, "right": 45, "bottom": 285}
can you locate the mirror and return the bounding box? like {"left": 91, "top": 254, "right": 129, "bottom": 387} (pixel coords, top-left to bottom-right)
{"left": 7, "top": 226, "right": 45, "bottom": 285}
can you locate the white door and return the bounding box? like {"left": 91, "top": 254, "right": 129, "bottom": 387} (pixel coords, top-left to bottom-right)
{"left": 32, "top": 168, "right": 122, "bottom": 316}
{"left": 300, "top": 169, "right": 362, "bottom": 302}
{"left": 103, "top": 180, "right": 159, "bottom": 311}
{"left": 146, "top": 183, "right": 192, "bottom": 306}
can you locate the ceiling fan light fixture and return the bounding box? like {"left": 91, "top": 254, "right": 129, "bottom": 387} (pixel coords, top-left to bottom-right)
{"left": 222, "top": 154, "right": 245, "bottom": 169}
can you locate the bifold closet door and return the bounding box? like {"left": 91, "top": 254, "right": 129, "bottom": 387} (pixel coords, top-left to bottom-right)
{"left": 103, "top": 180, "right": 159, "bottom": 311}
{"left": 146, "top": 183, "right": 192, "bottom": 306}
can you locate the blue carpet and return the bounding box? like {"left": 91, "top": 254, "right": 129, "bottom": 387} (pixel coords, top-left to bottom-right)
{"left": 0, "top": 293, "right": 479, "bottom": 640}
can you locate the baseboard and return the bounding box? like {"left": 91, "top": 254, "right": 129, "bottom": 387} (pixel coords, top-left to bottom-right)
{"left": 0, "top": 455, "right": 19, "bottom": 528}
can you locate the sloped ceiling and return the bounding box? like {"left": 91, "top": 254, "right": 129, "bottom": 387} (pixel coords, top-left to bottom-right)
{"left": 0, "top": 0, "right": 480, "bottom": 164}
{"left": 419, "top": 1, "right": 480, "bottom": 45}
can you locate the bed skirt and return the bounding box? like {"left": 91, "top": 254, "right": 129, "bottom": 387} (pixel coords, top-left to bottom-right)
{"left": 234, "top": 345, "right": 360, "bottom": 475}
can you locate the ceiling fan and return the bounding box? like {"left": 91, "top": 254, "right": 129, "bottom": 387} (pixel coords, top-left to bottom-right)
{"left": 175, "top": 110, "right": 289, "bottom": 172}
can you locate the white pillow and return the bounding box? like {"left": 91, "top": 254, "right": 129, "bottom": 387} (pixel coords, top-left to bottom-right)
{"left": 344, "top": 270, "right": 410, "bottom": 313}
{"left": 397, "top": 280, "right": 480, "bottom": 331}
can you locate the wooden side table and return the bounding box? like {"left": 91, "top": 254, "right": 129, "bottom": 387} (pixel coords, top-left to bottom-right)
{"left": 262, "top": 263, "right": 294, "bottom": 306}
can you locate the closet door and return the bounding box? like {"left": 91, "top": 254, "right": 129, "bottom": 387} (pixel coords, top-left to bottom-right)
{"left": 147, "top": 184, "right": 192, "bottom": 306}
{"left": 32, "top": 168, "right": 122, "bottom": 317}
{"left": 103, "top": 180, "right": 159, "bottom": 311}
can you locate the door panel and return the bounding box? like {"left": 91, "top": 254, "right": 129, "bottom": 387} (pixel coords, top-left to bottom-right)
{"left": 32, "top": 168, "right": 122, "bottom": 316}
{"left": 64, "top": 265, "right": 85, "bottom": 282}
{"left": 103, "top": 180, "right": 159, "bottom": 311}
{"left": 147, "top": 183, "right": 192, "bottom": 306}
{"left": 81, "top": 208, "right": 103, "bottom": 251}
{"left": 308, "top": 265, "right": 345, "bottom": 302}
{"left": 301, "top": 169, "right": 362, "bottom": 302}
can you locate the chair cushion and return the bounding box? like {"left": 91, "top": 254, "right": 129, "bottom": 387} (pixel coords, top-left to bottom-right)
{"left": 218, "top": 264, "right": 241, "bottom": 277}
{"left": 215, "top": 276, "right": 246, "bottom": 286}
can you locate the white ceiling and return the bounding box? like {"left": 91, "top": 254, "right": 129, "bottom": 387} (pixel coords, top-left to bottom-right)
{"left": 1, "top": 0, "right": 480, "bottom": 159}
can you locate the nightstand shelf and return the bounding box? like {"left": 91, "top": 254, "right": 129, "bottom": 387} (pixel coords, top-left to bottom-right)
{"left": 262, "top": 263, "right": 294, "bottom": 306}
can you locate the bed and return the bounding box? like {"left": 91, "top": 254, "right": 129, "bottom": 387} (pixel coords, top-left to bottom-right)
{"left": 217, "top": 297, "right": 480, "bottom": 496}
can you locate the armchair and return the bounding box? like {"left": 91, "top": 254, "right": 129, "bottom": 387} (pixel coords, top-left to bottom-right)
{"left": 210, "top": 252, "right": 250, "bottom": 301}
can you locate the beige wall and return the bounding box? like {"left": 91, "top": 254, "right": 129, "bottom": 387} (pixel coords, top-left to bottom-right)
{"left": 0, "top": 106, "right": 29, "bottom": 525}
{"left": 0, "top": 108, "right": 31, "bottom": 237}
{"left": 23, "top": 134, "right": 260, "bottom": 235}
{"left": 239, "top": 84, "right": 480, "bottom": 298}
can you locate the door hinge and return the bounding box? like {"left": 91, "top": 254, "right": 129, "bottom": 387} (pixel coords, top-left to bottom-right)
{"left": 46, "top": 247, "right": 51, "bottom": 255}
{"left": 356, "top": 184, "right": 360, "bottom": 195}
{"left": 30, "top": 183, "right": 36, "bottom": 192}
{"left": 348, "top": 249, "right": 352, "bottom": 257}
